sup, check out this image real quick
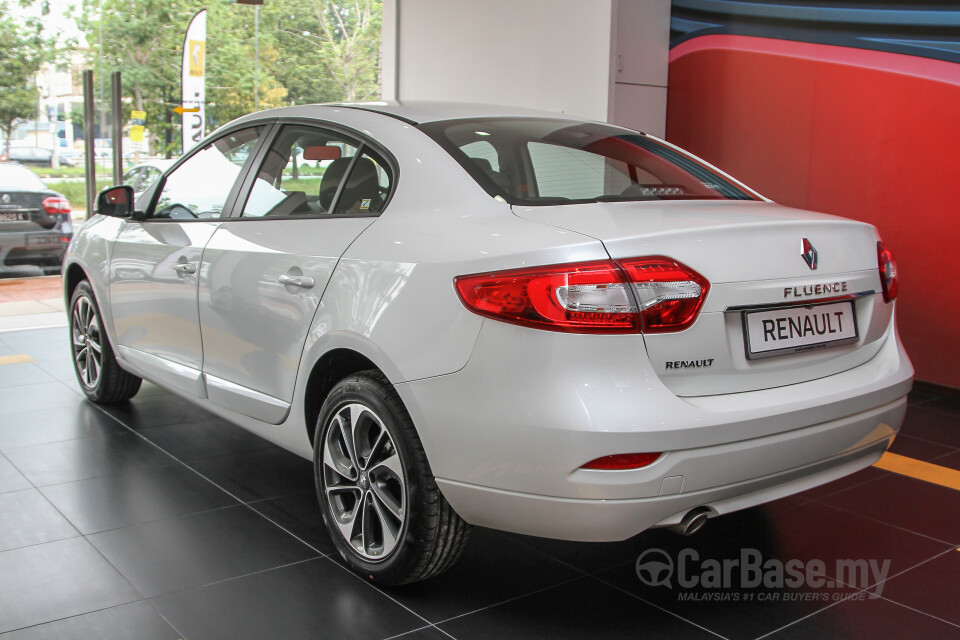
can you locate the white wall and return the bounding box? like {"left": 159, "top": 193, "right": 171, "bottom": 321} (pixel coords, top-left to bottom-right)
{"left": 610, "top": 0, "right": 670, "bottom": 137}
{"left": 384, "top": 0, "right": 615, "bottom": 122}
{"left": 381, "top": 0, "right": 670, "bottom": 135}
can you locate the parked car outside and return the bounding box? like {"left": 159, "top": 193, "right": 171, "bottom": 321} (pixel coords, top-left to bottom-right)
{"left": 0, "top": 162, "right": 72, "bottom": 274}
{"left": 63, "top": 102, "right": 912, "bottom": 584}
{"left": 122, "top": 159, "right": 175, "bottom": 198}
{"left": 4, "top": 146, "right": 53, "bottom": 166}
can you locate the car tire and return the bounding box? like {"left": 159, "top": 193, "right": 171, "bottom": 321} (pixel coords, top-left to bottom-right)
{"left": 314, "top": 370, "right": 471, "bottom": 585}
{"left": 69, "top": 280, "right": 142, "bottom": 403}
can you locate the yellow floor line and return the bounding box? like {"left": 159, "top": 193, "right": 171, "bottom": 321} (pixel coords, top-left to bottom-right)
{"left": 0, "top": 354, "right": 34, "bottom": 365}
{"left": 874, "top": 451, "right": 960, "bottom": 492}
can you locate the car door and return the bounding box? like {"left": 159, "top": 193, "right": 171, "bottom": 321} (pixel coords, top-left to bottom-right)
{"left": 198, "top": 122, "right": 393, "bottom": 423}
{"left": 108, "top": 125, "right": 267, "bottom": 397}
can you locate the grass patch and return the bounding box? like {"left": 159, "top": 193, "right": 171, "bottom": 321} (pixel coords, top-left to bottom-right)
{"left": 46, "top": 179, "right": 113, "bottom": 207}
{"left": 29, "top": 165, "right": 88, "bottom": 179}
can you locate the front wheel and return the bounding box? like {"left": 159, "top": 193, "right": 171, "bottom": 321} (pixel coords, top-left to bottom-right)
{"left": 69, "top": 280, "right": 142, "bottom": 403}
{"left": 314, "top": 370, "right": 470, "bottom": 584}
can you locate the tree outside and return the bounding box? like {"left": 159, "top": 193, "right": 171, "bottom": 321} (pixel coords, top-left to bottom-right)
{"left": 77, "top": 0, "right": 383, "bottom": 156}
{"left": 0, "top": 0, "right": 55, "bottom": 155}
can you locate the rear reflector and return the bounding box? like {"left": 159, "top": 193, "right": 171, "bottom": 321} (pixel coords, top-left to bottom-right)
{"left": 581, "top": 452, "right": 662, "bottom": 470}
{"left": 877, "top": 241, "right": 898, "bottom": 303}
{"left": 455, "top": 257, "right": 708, "bottom": 334}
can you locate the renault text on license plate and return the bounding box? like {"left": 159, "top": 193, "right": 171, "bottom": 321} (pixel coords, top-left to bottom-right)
{"left": 743, "top": 301, "right": 858, "bottom": 359}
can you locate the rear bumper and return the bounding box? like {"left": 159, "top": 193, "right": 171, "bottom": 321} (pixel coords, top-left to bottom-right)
{"left": 396, "top": 311, "right": 912, "bottom": 541}
{"left": 435, "top": 399, "right": 901, "bottom": 541}
{"left": 0, "top": 231, "right": 70, "bottom": 267}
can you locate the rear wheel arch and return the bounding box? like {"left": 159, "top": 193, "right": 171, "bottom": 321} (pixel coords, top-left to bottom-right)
{"left": 304, "top": 348, "right": 381, "bottom": 445}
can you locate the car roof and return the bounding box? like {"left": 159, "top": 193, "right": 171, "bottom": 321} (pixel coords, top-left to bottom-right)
{"left": 233, "top": 101, "right": 589, "bottom": 128}
{"left": 330, "top": 101, "right": 586, "bottom": 125}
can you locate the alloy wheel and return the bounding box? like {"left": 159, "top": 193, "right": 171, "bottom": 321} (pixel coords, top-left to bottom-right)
{"left": 322, "top": 402, "right": 407, "bottom": 561}
{"left": 71, "top": 294, "right": 102, "bottom": 389}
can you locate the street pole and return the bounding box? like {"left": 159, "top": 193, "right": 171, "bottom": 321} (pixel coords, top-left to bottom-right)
{"left": 110, "top": 72, "right": 123, "bottom": 184}
{"left": 82, "top": 70, "right": 97, "bottom": 218}
{"left": 254, "top": 4, "right": 260, "bottom": 110}
{"left": 49, "top": 66, "right": 60, "bottom": 169}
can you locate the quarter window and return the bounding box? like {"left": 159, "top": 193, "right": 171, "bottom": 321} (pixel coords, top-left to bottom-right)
{"left": 152, "top": 127, "right": 263, "bottom": 219}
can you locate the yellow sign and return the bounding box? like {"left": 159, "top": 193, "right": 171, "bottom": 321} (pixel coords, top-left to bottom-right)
{"left": 131, "top": 109, "right": 146, "bottom": 121}
{"left": 130, "top": 125, "right": 144, "bottom": 143}
{"left": 188, "top": 40, "right": 206, "bottom": 77}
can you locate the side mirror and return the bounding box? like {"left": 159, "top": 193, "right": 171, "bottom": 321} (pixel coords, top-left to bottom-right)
{"left": 95, "top": 185, "right": 135, "bottom": 218}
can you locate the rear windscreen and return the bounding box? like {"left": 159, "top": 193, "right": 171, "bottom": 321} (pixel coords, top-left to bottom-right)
{"left": 418, "top": 118, "right": 758, "bottom": 206}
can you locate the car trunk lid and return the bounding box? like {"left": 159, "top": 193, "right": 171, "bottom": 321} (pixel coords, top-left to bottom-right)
{"left": 513, "top": 200, "right": 891, "bottom": 396}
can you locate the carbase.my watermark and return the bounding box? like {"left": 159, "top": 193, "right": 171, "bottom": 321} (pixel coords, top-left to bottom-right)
{"left": 635, "top": 548, "right": 891, "bottom": 599}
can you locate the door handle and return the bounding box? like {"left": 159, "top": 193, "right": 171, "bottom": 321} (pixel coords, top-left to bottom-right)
{"left": 172, "top": 262, "right": 196, "bottom": 275}
{"left": 278, "top": 274, "right": 315, "bottom": 289}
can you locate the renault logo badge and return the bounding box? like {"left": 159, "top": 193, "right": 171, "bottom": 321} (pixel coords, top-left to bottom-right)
{"left": 801, "top": 238, "right": 818, "bottom": 270}
{"left": 1, "top": 194, "right": 10, "bottom": 204}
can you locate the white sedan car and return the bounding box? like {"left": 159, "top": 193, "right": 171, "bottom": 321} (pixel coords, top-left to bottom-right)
{"left": 64, "top": 102, "right": 912, "bottom": 584}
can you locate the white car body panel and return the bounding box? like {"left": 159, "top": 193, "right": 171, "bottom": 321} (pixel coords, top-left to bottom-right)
{"left": 198, "top": 217, "right": 375, "bottom": 419}
{"left": 64, "top": 102, "right": 913, "bottom": 543}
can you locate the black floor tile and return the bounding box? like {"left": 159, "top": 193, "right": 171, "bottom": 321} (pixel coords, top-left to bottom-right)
{"left": 0, "top": 362, "right": 56, "bottom": 388}
{"left": 438, "top": 576, "right": 716, "bottom": 639}
{"left": 0, "top": 402, "right": 126, "bottom": 450}
{"left": 921, "top": 395, "right": 960, "bottom": 416}
{"left": 899, "top": 405, "right": 960, "bottom": 448}
{"left": 888, "top": 433, "right": 959, "bottom": 462}
{"left": 0, "top": 537, "right": 139, "bottom": 634}
{"left": 100, "top": 393, "right": 223, "bottom": 430}
{"left": 379, "top": 528, "right": 582, "bottom": 624}
{"left": 40, "top": 464, "right": 239, "bottom": 534}
{"left": 720, "top": 500, "right": 952, "bottom": 591}
{"left": 506, "top": 530, "right": 667, "bottom": 576}
{"left": 386, "top": 627, "right": 453, "bottom": 640}
{"left": 593, "top": 525, "right": 860, "bottom": 640}
{"left": 0, "top": 453, "right": 31, "bottom": 493}
{"left": 792, "top": 465, "right": 890, "bottom": 501}
{"left": 152, "top": 557, "right": 427, "bottom": 640}
{"left": 765, "top": 591, "right": 960, "bottom": 639}
{"left": 0, "top": 601, "right": 182, "bottom": 640}
{"left": 138, "top": 418, "right": 275, "bottom": 462}
{"left": 907, "top": 388, "right": 941, "bottom": 406}
{"left": 88, "top": 504, "right": 319, "bottom": 598}
{"left": 0, "top": 488, "right": 78, "bottom": 552}
{"left": 878, "top": 548, "right": 960, "bottom": 626}
{"left": 247, "top": 490, "right": 337, "bottom": 555}
{"left": 3, "top": 430, "right": 175, "bottom": 487}
{"left": 0, "top": 381, "right": 84, "bottom": 417}
{"left": 4, "top": 327, "right": 70, "bottom": 363}
{"left": 190, "top": 446, "right": 314, "bottom": 502}
{"left": 818, "top": 474, "right": 960, "bottom": 546}
{"left": 933, "top": 449, "right": 960, "bottom": 471}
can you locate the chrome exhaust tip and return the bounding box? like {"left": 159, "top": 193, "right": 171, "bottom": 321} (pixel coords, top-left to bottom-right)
{"left": 670, "top": 507, "right": 710, "bottom": 536}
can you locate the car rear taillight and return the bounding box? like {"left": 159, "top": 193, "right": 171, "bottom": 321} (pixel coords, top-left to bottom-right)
{"left": 455, "top": 260, "right": 639, "bottom": 333}
{"left": 581, "top": 452, "right": 662, "bottom": 470}
{"left": 617, "top": 257, "right": 709, "bottom": 333}
{"left": 454, "top": 257, "right": 708, "bottom": 334}
{"left": 877, "top": 241, "right": 898, "bottom": 303}
{"left": 42, "top": 196, "right": 71, "bottom": 215}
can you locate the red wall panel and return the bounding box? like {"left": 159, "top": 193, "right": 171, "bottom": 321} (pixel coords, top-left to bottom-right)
{"left": 667, "top": 35, "right": 960, "bottom": 389}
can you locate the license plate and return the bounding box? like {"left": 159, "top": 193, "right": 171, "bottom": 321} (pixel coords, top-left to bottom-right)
{"left": 25, "top": 234, "right": 61, "bottom": 249}
{"left": 0, "top": 212, "right": 26, "bottom": 221}
{"left": 743, "top": 301, "right": 858, "bottom": 359}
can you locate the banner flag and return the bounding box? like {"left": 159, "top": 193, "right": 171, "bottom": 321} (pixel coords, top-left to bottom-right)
{"left": 181, "top": 9, "right": 207, "bottom": 154}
